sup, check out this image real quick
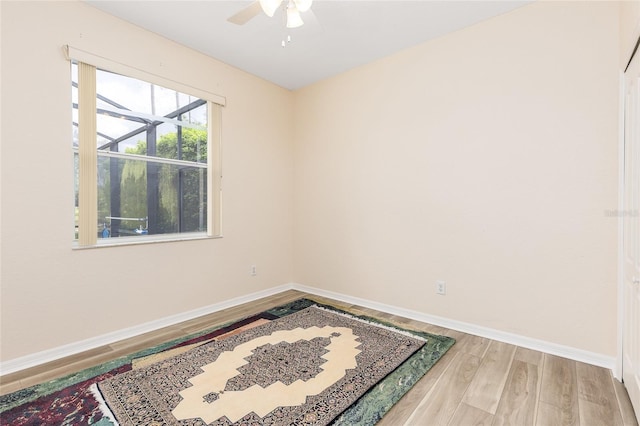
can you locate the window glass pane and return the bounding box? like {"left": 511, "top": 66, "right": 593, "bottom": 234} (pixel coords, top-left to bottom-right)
{"left": 94, "top": 68, "right": 207, "bottom": 161}
{"left": 74, "top": 152, "right": 79, "bottom": 239}
{"left": 72, "top": 64, "right": 79, "bottom": 148}
{"left": 96, "top": 113, "right": 144, "bottom": 149}
{"left": 97, "top": 155, "right": 207, "bottom": 238}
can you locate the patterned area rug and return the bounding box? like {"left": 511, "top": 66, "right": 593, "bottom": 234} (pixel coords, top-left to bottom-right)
{"left": 98, "top": 306, "right": 424, "bottom": 425}
{"left": 0, "top": 299, "right": 455, "bottom": 425}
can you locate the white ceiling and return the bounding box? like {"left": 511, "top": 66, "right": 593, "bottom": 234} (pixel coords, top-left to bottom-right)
{"left": 85, "top": 0, "right": 532, "bottom": 91}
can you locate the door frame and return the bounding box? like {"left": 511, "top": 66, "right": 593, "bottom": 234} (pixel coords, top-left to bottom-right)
{"left": 617, "top": 37, "right": 640, "bottom": 388}
{"left": 617, "top": 37, "right": 639, "bottom": 381}
{"left": 616, "top": 67, "right": 625, "bottom": 381}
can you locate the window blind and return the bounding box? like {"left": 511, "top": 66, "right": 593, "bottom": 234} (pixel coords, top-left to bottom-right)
{"left": 77, "top": 62, "right": 98, "bottom": 246}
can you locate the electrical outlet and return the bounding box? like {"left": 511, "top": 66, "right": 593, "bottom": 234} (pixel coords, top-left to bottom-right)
{"left": 250, "top": 265, "right": 257, "bottom": 276}
{"left": 435, "top": 280, "right": 446, "bottom": 295}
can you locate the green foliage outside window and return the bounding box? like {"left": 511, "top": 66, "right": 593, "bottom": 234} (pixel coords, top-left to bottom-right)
{"left": 97, "top": 127, "right": 208, "bottom": 236}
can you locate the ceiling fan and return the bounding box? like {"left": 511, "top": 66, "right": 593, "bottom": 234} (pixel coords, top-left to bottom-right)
{"left": 228, "top": 0, "right": 313, "bottom": 28}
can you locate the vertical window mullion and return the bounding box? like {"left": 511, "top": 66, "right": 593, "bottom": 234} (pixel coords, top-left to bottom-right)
{"left": 146, "top": 124, "right": 159, "bottom": 235}
{"left": 78, "top": 62, "right": 98, "bottom": 246}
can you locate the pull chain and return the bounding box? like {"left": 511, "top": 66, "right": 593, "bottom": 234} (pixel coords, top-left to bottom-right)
{"left": 282, "top": 34, "right": 292, "bottom": 48}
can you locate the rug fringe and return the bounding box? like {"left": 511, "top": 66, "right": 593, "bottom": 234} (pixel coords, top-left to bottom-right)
{"left": 88, "top": 383, "right": 119, "bottom": 426}
{"left": 311, "top": 305, "right": 428, "bottom": 342}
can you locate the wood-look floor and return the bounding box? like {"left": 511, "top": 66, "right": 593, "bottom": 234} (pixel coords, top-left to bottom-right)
{"left": 1, "top": 290, "right": 638, "bottom": 426}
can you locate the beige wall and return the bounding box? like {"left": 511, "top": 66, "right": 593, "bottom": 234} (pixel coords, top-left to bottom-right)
{"left": 0, "top": 0, "right": 625, "bottom": 364}
{"left": 0, "top": 1, "right": 294, "bottom": 361}
{"left": 293, "top": 1, "right": 621, "bottom": 356}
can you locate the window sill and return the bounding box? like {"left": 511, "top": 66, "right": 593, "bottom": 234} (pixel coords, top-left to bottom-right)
{"left": 72, "top": 232, "right": 221, "bottom": 250}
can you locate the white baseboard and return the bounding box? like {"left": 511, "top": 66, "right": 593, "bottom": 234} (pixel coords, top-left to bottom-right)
{"left": 0, "top": 284, "right": 294, "bottom": 376}
{"left": 291, "top": 283, "right": 616, "bottom": 371}
{"left": 1, "top": 281, "right": 615, "bottom": 377}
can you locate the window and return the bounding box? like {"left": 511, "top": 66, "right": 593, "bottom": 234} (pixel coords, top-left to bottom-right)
{"left": 71, "top": 56, "right": 222, "bottom": 247}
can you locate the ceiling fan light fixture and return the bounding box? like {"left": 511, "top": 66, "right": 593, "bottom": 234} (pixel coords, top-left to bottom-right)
{"left": 286, "top": 3, "right": 304, "bottom": 28}
{"left": 259, "top": 0, "right": 282, "bottom": 17}
{"left": 293, "top": 0, "right": 312, "bottom": 13}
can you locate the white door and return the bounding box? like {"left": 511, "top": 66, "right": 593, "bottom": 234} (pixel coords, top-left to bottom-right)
{"left": 623, "top": 49, "right": 640, "bottom": 418}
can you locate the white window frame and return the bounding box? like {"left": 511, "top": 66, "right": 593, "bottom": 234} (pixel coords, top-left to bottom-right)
{"left": 67, "top": 46, "right": 224, "bottom": 247}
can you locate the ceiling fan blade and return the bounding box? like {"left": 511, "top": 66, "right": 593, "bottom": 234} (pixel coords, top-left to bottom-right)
{"left": 294, "top": 8, "right": 321, "bottom": 35}
{"left": 227, "top": 1, "right": 263, "bottom": 25}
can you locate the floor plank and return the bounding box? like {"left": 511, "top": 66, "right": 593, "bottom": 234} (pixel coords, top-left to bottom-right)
{"left": 450, "top": 402, "right": 494, "bottom": 425}
{"left": 514, "top": 346, "right": 544, "bottom": 366}
{"left": 492, "top": 359, "right": 540, "bottom": 426}
{"left": 445, "top": 330, "right": 491, "bottom": 358}
{"left": 537, "top": 354, "right": 580, "bottom": 426}
{"left": 402, "top": 351, "right": 481, "bottom": 426}
{"left": 537, "top": 401, "right": 578, "bottom": 426}
{"left": 576, "top": 361, "right": 624, "bottom": 425}
{"left": 612, "top": 377, "right": 640, "bottom": 426}
{"left": 462, "top": 340, "right": 517, "bottom": 414}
